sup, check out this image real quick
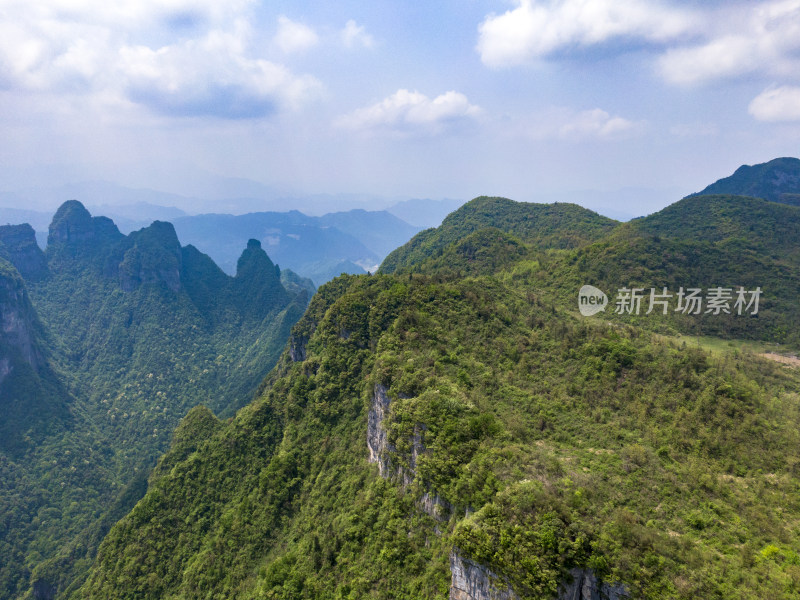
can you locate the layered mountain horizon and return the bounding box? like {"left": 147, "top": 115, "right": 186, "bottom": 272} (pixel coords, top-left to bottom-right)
{"left": 0, "top": 201, "right": 310, "bottom": 599}
{"left": 4, "top": 157, "right": 800, "bottom": 599}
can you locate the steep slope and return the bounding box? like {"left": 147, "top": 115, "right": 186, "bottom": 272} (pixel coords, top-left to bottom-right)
{"left": 689, "top": 157, "right": 800, "bottom": 205}
{"left": 380, "top": 197, "right": 618, "bottom": 274}
{"left": 0, "top": 202, "right": 308, "bottom": 599}
{"left": 0, "top": 258, "right": 68, "bottom": 453}
{"left": 77, "top": 270, "right": 800, "bottom": 599}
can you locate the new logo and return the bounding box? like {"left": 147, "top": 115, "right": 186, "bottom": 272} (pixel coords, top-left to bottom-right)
{"left": 578, "top": 285, "right": 608, "bottom": 316}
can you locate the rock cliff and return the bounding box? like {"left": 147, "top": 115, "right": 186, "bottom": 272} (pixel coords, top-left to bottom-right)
{"left": 449, "top": 550, "right": 519, "bottom": 600}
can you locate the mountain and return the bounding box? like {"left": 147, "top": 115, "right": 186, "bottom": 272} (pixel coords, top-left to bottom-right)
{"left": 75, "top": 189, "right": 800, "bottom": 599}
{"left": 0, "top": 201, "right": 308, "bottom": 599}
{"left": 689, "top": 157, "right": 800, "bottom": 205}
{"left": 0, "top": 257, "right": 69, "bottom": 454}
{"left": 171, "top": 209, "right": 420, "bottom": 286}
{"left": 380, "top": 196, "right": 619, "bottom": 274}
{"left": 316, "top": 209, "right": 421, "bottom": 258}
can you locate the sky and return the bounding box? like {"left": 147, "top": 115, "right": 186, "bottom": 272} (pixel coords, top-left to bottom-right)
{"left": 1, "top": 0, "right": 799, "bottom": 218}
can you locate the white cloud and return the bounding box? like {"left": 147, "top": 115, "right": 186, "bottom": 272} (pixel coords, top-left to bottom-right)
{"left": 274, "top": 16, "right": 319, "bottom": 54}
{"left": 749, "top": 86, "right": 800, "bottom": 122}
{"left": 119, "top": 29, "right": 322, "bottom": 118}
{"left": 335, "top": 89, "right": 481, "bottom": 135}
{"left": 477, "top": 0, "right": 694, "bottom": 68}
{"left": 557, "top": 108, "right": 642, "bottom": 139}
{"left": 0, "top": 1, "right": 321, "bottom": 119}
{"left": 341, "top": 20, "right": 374, "bottom": 49}
{"left": 513, "top": 107, "right": 644, "bottom": 141}
{"left": 658, "top": 0, "right": 800, "bottom": 85}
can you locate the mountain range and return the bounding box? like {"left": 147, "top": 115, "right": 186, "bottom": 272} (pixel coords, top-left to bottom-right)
{"left": 4, "top": 157, "right": 800, "bottom": 599}
{"left": 68, "top": 159, "right": 800, "bottom": 599}
{"left": 0, "top": 202, "right": 423, "bottom": 287}
{"left": 0, "top": 201, "right": 308, "bottom": 599}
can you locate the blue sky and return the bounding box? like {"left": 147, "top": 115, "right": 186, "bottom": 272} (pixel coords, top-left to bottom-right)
{"left": 1, "top": 0, "right": 799, "bottom": 217}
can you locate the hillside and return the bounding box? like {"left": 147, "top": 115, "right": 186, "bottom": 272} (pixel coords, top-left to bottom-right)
{"left": 0, "top": 201, "right": 308, "bottom": 599}
{"left": 689, "top": 157, "right": 800, "bottom": 205}
{"left": 76, "top": 192, "right": 800, "bottom": 599}
{"left": 380, "top": 196, "right": 618, "bottom": 274}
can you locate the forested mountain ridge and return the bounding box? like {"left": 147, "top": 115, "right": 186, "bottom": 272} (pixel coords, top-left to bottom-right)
{"left": 387, "top": 193, "right": 800, "bottom": 347}
{"left": 78, "top": 191, "right": 800, "bottom": 598}
{"left": 0, "top": 201, "right": 308, "bottom": 599}
{"left": 379, "top": 196, "right": 618, "bottom": 274}
{"left": 689, "top": 157, "right": 800, "bottom": 205}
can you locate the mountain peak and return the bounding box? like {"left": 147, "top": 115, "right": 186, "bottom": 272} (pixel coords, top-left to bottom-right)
{"left": 690, "top": 157, "right": 800, "bottom": 205}
{"left": 233, "top": 241, "right": 288, "bottom": 321}
{"left": 116, "top": 221, "right": 183, "bottom": 292}
{"left": 0, "top": 223, "right": 48, "bottom": 281}
{"left": 48, "top": 199, "right": 123, "bottom": 251}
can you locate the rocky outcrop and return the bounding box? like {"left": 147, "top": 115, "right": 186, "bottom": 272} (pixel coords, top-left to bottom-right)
{"left": 289, "top": 335, "right": 308, "bottom": 362}
{"left": 0, "top": 224, "right": 48, "bottom": 281}
{"left": 0, "top": 265, "right": 43, "bottom": 370}
{"left": 116, "top": 221, "right": 183, "bottom": 292}
{"left": 450, "top": 550, "right": 519, "bottom": 600}
{"left": 32, "top": 578, "right": 56, "bottom": 600}
{"left": 367, "top": 383, "right": 393, "bottom": 476}
{"left": 233, "top": 239, "right": 289, "bottom": 320}
{"left": 47, "top": 200, "right": 123, "bottom": 251}
{"left": 367, "top": 385, "right": 453, "bottom": 519}
{"left": 558, "top": 569, "right": 629, "bottom": 600}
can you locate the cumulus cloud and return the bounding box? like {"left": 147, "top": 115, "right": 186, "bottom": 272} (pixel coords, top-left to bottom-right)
{"left": 749, "top": 86, "right": 800, "bottom": 122}
{"left": 477, "top": 0, "right": 694, "bottom": 68}
{"left": 341, "top": 20, "right": 374, "bottom": 49}
{"left": 0, "top": 0, "right": 321, "bottom": 118}
{"left": 120, "top": 30, "right": 321, "bottom": 118}
{"left": 274, "top": 16, "right": 319, "bottom": 54}
{"left": 335, "top": 89, "right": 481, "bottom": 135}
{"left": 658, "top": 1, "right": 800, "bottom": 85}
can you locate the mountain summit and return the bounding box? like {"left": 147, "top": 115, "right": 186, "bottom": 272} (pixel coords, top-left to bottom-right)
{"left": 689, "top": 156, "right": 800, "bottom": 205}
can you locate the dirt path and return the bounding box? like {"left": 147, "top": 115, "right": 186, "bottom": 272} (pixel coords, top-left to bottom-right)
{"left": 760, "top": 352, "right": 800, "bottom": 367}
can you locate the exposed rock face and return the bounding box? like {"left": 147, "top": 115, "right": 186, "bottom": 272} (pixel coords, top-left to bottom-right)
{"left": 32, "top": 578, "right": 56, "bottom": 600}
{"left": 0, "top": 266, "right": 42, "bottom": 370}
{"left": 48, "top": 200, "right": 123, "bottom": 250}
{"left": 367, "top": 385, "right": 452, "bottom": 519}
{"left": 116, "top": 221, "right": 183, "bottom": 292}
{"left": 0, "top": 224, "right": 48, "bottom": 281}
{"left": 289, "top": 335, "right": 308, "bottom": 362}
{"left": 367, "top": 383, "right": 393, "bottom": 476}
{"left": 558, "top": 568, "right": 629, "bottom": 600}
{"left": 449, "top": 550, "right": 519, "bottom": 600}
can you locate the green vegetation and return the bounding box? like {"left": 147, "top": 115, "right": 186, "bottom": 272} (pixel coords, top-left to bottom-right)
{"left": 11, "top": 187, "right": 800, "bottom": 599}
{"left": 78, "top": 253, "right": 800, "bottom": 598}
{"left": 380, "top": 196, "right": 617, "bottom": 274}
{"left": 689, "top": 157, "right": 800, "bottom": 205}
{"left": 0, "top": 204, "right": 307, "bottom": 599}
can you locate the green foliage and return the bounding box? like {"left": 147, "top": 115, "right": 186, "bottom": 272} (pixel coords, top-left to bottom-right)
{"left": 77, "top": 268, "right": 800, "bottom": 599}
{"left": 0, "top": 206, "right": 307, "bottom": 599}
{"left": 379, "top": 197, "right": 617, "bottom": 274}
{"left": 689, "top": 157, "right": 800, "bottom": 205}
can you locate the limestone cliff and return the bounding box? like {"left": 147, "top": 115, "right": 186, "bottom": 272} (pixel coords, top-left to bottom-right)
{"left": 0, "top": 223, "right": 48, "bottom": 281}
{"left": 449, "top": 550, "right": 519, "bottom": 600}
